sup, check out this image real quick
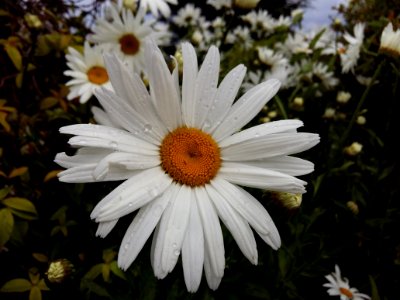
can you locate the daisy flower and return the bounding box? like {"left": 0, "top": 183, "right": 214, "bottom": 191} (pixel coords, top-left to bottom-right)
{"left": 379, "top": 22, "right": 400, "bottom": 57}
{"left": 324, "top": 265, "right": 371, "bottom": 300}
{"left": 64, "top": 42, "right": 113, "bottom": 104}
{"left": 55, "top": 40, "right": 319, "bottom": 292}
{"left": 340, "top": 23, "right": 365, "bottom": 73}
{"left": 88, "top": 4, "right": 169, "bottom": 73}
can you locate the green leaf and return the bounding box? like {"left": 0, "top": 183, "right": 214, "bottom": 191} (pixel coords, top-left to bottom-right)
{"left": 102, "top": 249, "right": 116, "bottom": 263}
{"left": 0, "top": 187, "right": 11, "bottom": 200}
{"left": 0, "top": 278, "right": 31, "bottom": 292}
{"left": 369, "top": 275, "right": 380, "bottom": 300}
{"left": 102, "top": 263, "right": 110, "bottom": 282}
{"left": 37, "top": 279, "right": 49, "bottom": 291}
{"left": 110, "top": 261, "right": 126, "bottom": 280}
{"left": 3, "top": 197, "right": 38, "bottom": 217}
{"left": 84, "top": 264, "right": 103, "bottom": 280}
{"left": 4, "top": 44, "right": 22, "bottom": 71}
{"left": 0, "top": 208, "right": 14, "bottom": 246}
{"left": 29, "top": 286, "right": 42, "bottom": 300}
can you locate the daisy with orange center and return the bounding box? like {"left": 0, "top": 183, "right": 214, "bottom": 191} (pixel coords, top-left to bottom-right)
{"left": 55, "top": 40, "right": 319, "bottom": 292}
{"left": 88, "top": 3, "right": 170, "bottom": 73}
{"left": 64, "top": 42, "right": 112, "bottom": 104}
{"left": 324, "top": 265, "right": 371, "bottom": 300}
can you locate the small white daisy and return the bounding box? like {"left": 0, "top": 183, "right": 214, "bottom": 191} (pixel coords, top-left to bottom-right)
{"left": 324, "top": 265, "right": 371, "bottom": 300}
{"left": 379, "top": 22, "right": 400, "bottom": 57}
{"left": 207, "top": 0, "right": 232, "bottom": 10}
{"left": 64, "top": 42, "right": 113, "bottom": 104}
{"left": 340, "top": 23, "right": 365, "bottom": 73}
{"left": 172, "top": 3, "right": 202, "bottom": 27}
{"left": 55, "top": 40, "right": 319, "bottom": 292}
{"left": 88, "top": 4, "right": 169, "bottom": 73}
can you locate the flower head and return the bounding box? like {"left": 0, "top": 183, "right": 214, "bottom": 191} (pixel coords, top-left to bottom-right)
{"left": 64, "top": 42, "right": 113, "bottom": 104}
{"left": 324, "top": 265, "right": 371, "bottom": 300}
{"left": 55, "top": 40, "right": 319, "bottom": 292}
{"left": 379, "top": 22, "right": 400, "bottom": 58}
{"left": 88, "top": 4, "right": 169, "bottom": 73}
{"left": 340, "top": 23, "right": 365, "bottom": 74}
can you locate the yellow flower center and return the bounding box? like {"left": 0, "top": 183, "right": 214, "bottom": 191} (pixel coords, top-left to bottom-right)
{"left": 119, "top": 33, "right": 140, "bottom": 55}
{"left": 87, "top": 66, "right": 109, "bottom": 85}
{"left": 339, "top": 287, "right": 354, "bottom": 298}
{"left": 159, "top": 127, "right": 221, "bottom": 187}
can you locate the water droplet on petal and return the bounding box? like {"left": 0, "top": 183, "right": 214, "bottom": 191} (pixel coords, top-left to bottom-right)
{"left": 174, "top": 250, "right": 180, "bottom": 256}
{"left": 109, "top": 141, "right": 118, "bottom": 150}
{"left": 172, "top": 243, "right": 177, "bottom": 249}
{"left": 143, "top": 124, "right": 152, "bottom": 133}
{"left": 124, "top": 243, "right": 130, "bottom": 250}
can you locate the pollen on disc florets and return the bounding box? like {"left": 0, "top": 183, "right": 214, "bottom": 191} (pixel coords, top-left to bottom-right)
{"left": 87, "top": 66, "right": 109, "bottom": 84}
{"left": 119, "top": 33, "right": 140, "bottom": 55}
{"left": 159, "top": 127, "right": 221, "bottom": 187}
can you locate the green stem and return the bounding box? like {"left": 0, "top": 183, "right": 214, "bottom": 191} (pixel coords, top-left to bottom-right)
{"left": 274, "top": 95, "right": 288, "bottom": 119}
{"left": 339, "top": 59, "right": 385, "bottom": 146}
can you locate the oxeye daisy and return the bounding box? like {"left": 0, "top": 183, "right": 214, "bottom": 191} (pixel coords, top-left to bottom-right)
{"left": 88, "top": 4, "right": 169, "bottom": 73}
{"left": 324, "top": 265, "right": 371, "bottom": 300}
{"left": 55, "top": 40, "right": 319, "bottom": 292}
{"left": 137, "top": 0, "right": 178, "bottom": 18}
{"left": 64, "top": 42, "right": 113, "bottom": 104}
{"left": 340, "top": 23, "right": 365, "bottom": 74}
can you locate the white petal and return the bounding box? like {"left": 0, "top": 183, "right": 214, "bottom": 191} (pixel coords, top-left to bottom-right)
{"left": 243, "top": 156, "right": 315, "bottom": 176}
{"left": 192, "top": 45, "right": 220, "bottom": 128}
{"left": 181, "top": 42, "right": 198, "bottom": 127}
{"left": 92, "top": 167, "right": 172, "bottom": 221}
{"left": 210, "top": 178, "right": 281, "bottom": 249}
{"left": 220, "top": 162, "right": 307, "bottom": 194}
{"left": 219, "top": 119, "right": 303, "bottom": 148}
{"left": 91, "top": 106, "right": 119, "bottom": 128}
{"left": 203, "top": 245, "right": 222, "bottom": 290}
{"left": 61, "top": 124, "right": 158, "bottom": 155}
{"left": 117, "top": 187, "right": 172, "bottom": 270}
{"left": 205, "top": 184, "right": 258, "bottom": 265}
{"left": 102, "top": 53, "right": 167, "bottom": 140}
{"left": 206, "top": 64, "right": 246, "bottom": 133}
{"left": 94, "top": 87, "right": 162, "bottom": 145}
{"left": 145, "top": 40, "right": 182, "bottom": 131}
{"left": 55, "top": 148, "right": 112, "bottom": 168}
{"left": 221, "top": 132, "right": 320, "bottom": 161}
{"left": 96, "top": 220, "right": 118, "bottom": 238}
{"left": 57, "top": 164, "right": 136, "bottom": 183}
{"left": 182, "top": 198, "right": 204, "bottom": 293}
{"left": 161, "top": 185, "right": 192, "bottom": 274}
{"left": 92, "top": 152, "right": 159, "bottom": 180}
{"left": 195, "top": 187, "right": 225, "bottom": 277}
{"left": 151, "top": 183, "right": 181, "bottom": 279}
{"left": 212, "top": 79, "right": 281, "bottom": 142}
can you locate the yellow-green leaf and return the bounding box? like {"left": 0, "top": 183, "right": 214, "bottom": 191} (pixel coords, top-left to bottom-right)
{"left": 0, "top": 208, "right": 14, "bottom": 246}
{"left": 0, "top": 186, "right": 11, "bottom": 200}
{"left": 84, "top": 264, "right": 103, "bottom": 280}
{"left": 40, "top": 97, "right": 59, "bottom": 110}
{"left": 32, "top": 253, "right": 49, "bottom": 263}
{"left": 102, "top": 263, "right": 111, "bottom": 282}
{"left": 102, "top": 249, "right": 116, "bottom": 264}
{"left": 110, "top": 261, "right": 126, "bottom": 280}
{"left": 3, "top": 197, "right": 37, "bottom": 215}
{"left": 16, "top": 72, "right": 23, "bottom": 88}
{"left": 29, "top": 286, "right": 42, "bottom": 300}
{"left": 8, "top": 209, "right": 37, "bottom": 221}
{"left": 8, "top": 167, "right": 28, "bottom": 178}
{"left": 37, "top": 279, "right": 49, "bottom": 291}
{"left": 4, "top": 44, "right": 22, "bottom": 71}
{"left": 0, "top": 278, "right": 31, "bottom": 292}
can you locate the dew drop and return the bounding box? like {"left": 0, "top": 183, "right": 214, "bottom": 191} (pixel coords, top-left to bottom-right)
{"left": 124, "top": 243, "right": 130, "bottom": 250}
{"left": 109, "top": 141, "right": 118, "bottom": 150}
{"left": 172, "top": 243, "right": 177, "bottom": 249}
{"left": 174, "top": 250, "right": 180, "bottom": 256}
{"left": 128, "top": 202, "right": 133, "bottom": 207}
{"left": 143, "top": 124, "right": 152, "bottom": 133}
{"left": 148, "top": 187, "right": 159, "bottom": 198}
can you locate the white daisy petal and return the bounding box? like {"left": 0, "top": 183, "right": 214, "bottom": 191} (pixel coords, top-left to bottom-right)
{"left": 92, "top": 167, "right": 172, "bottom": 221}
{"left": 210, "top": 178, "right": 281, "bottom": 249}
{"left": 54, "top": 148, "right": 112, "bottom": 168}
{"left": 192, "top": 45, "right": 220, "bottom": 128}
{"left": 96, "top": 220, "right": 118, "bottom": 238}
{"left": 221, "top": 132, "right": 320, "bottom": 161}
{"left": 206, "top": 64, "right": 247, "bottom": 133}
{"left": 145, "top": 40, "right": 182, "bottom": 131}
{"left": 182, "top": 198, "right": 204, "bottom": 293}
{"left": 195, "top": 187, "right": 225, "bottom": 278}
{"left": 181, "top": 42, "right": 199, "bottom": 127}
{"left": 243, "top": 156, "right": 315, "bottom": 176}
{"left": 206, "top": 184, "right": 258, "bottom": 265}
{"left": 91, "top": 106, "right": 118, "bottom": 128}
{"left": 117, "top": 187, "right": 172, "bottom": 270}
{"left": 220, "top": 162, "right": 307, "bottom": 194}
{"left": 204, "top": 245, "right": 222, "bottom": 290}
{"left": 212, "top": 79, "right": 281, "bottom": 141}
{"left": 151, "top": 184, "right": 181, "bottom": 279}
{"left": 161, "top": 185, "right": 192, "bottom": 274}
